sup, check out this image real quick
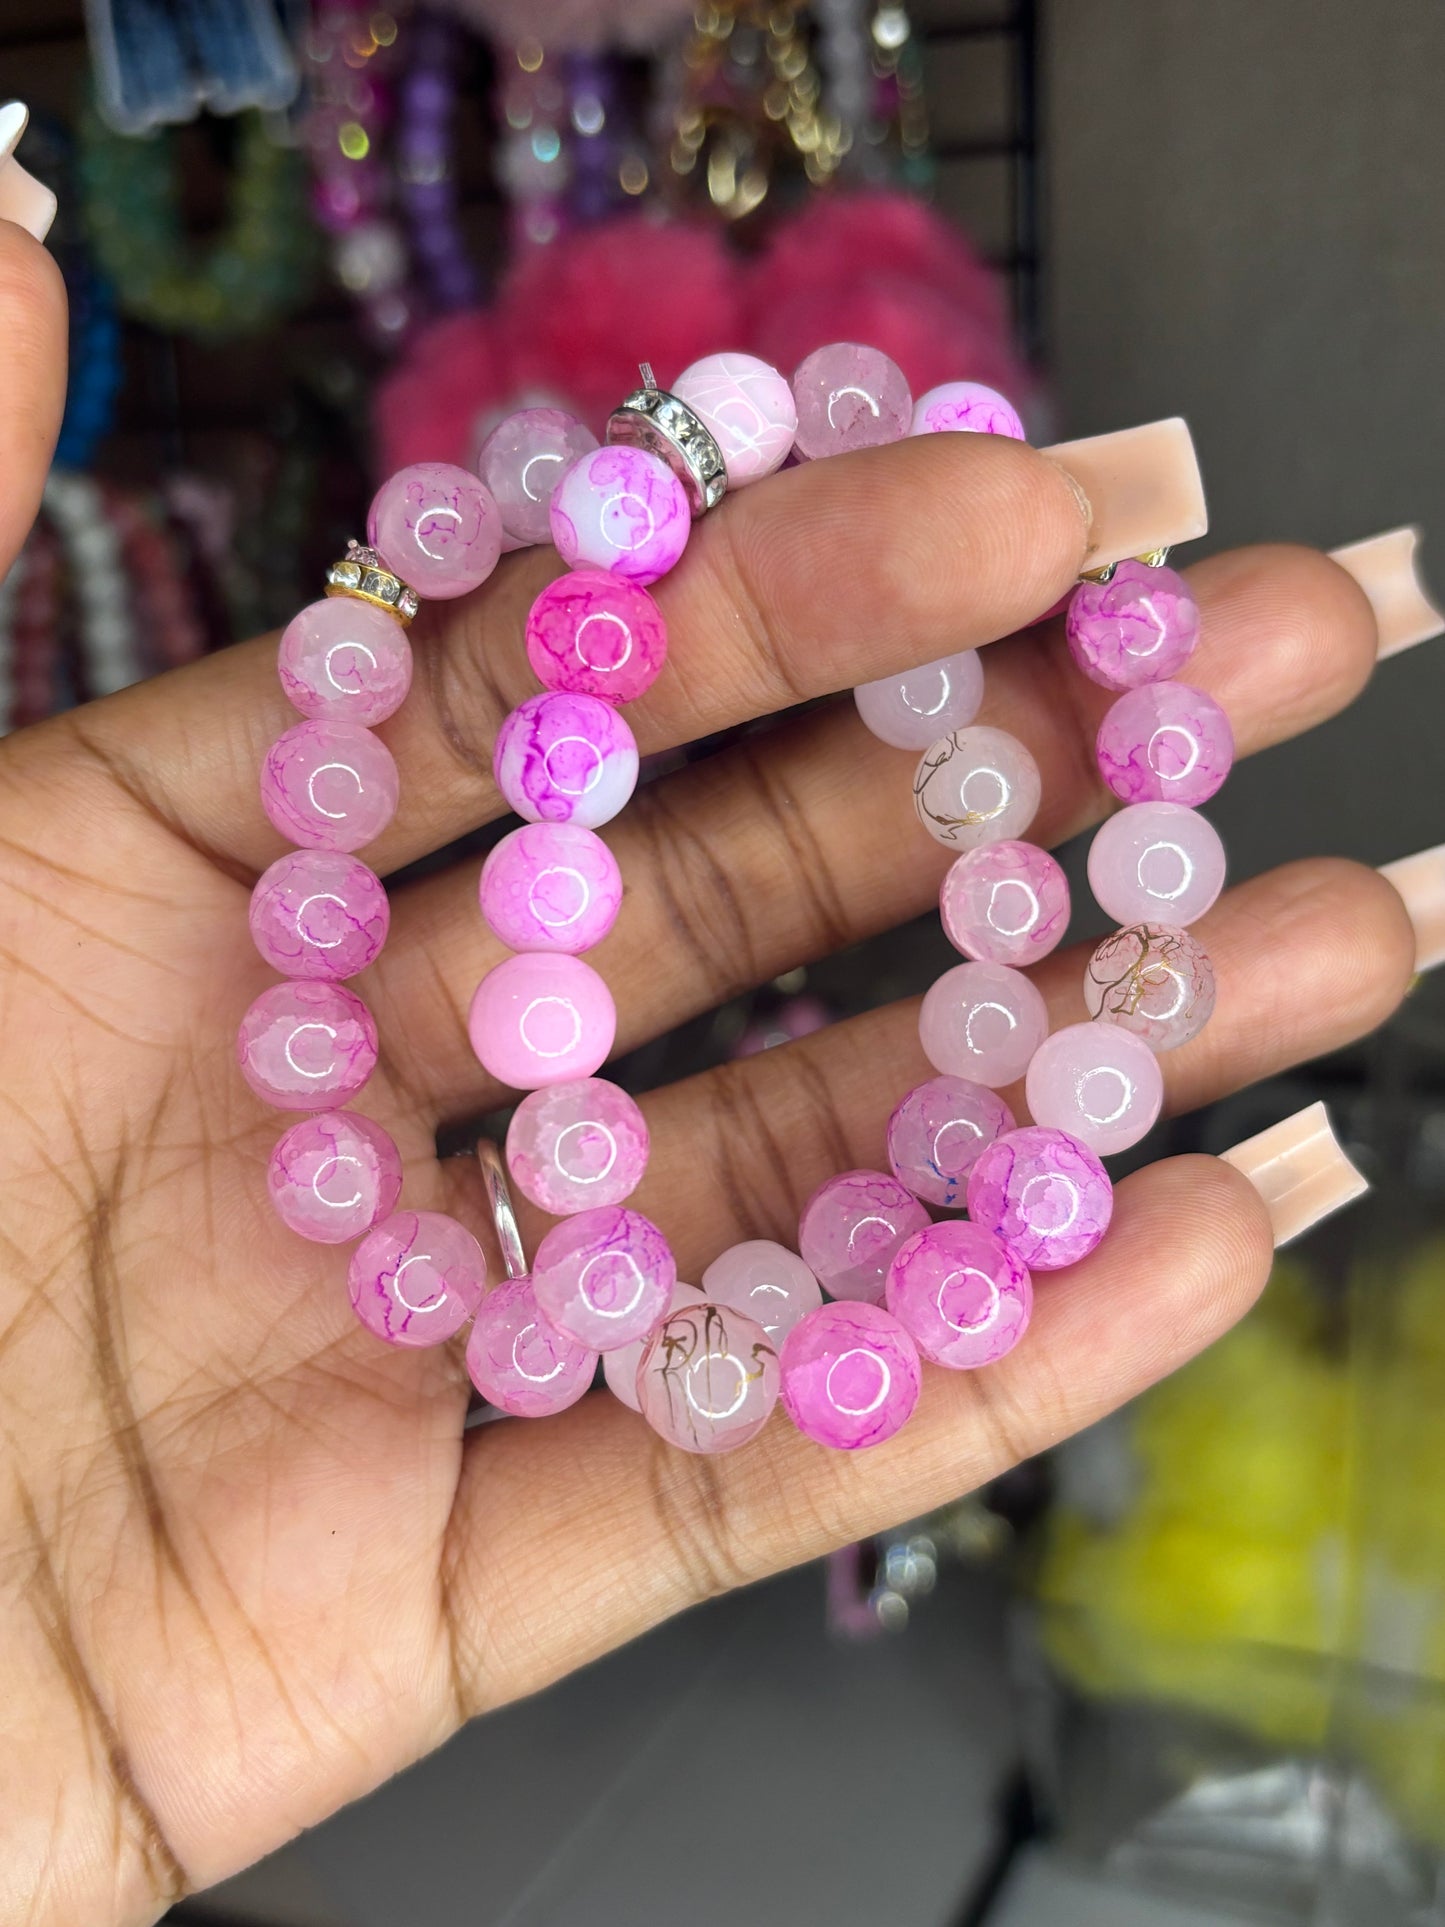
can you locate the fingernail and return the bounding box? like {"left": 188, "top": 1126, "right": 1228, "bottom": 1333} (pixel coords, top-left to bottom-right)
{"left": 1329, "top": 527, "right": 1444, "bottom": 659}
{"left": 1220, "top": 1100, "right": 1368, "bottom": 1247}
{"left": 0, "top": 102, "right": 57, "bottom": 243}
{"left": 1042, "top": 418, "right": 1208, "bottom": 572}
{"left": 1380, "top": 842, "right": 1445, "bottom": 971}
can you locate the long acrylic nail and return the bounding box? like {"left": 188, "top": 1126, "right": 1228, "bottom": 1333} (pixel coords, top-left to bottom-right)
{"left": 1330, "top": 527, "right": 1444, "bottom": 658}
{"left": 1380, "top": 843, "right": 1445, "bottom": 971}
{"left": 1220, "top": 1101, "right": 1368, "bottom": 1247}
{"left": 0, "top": 102, "right": 57, "bottom": 243}
{"left": 1042, "top": 418, "right": 1208, "bottom": 572}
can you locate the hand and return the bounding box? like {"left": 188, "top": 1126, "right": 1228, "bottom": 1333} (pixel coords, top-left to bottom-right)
{"left": 0, "top": 220, "right": 1416, "bottom": 1927}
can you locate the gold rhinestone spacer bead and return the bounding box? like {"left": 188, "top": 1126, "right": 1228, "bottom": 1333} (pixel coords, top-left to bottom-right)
{"left": 325, "top": 542, "right": 420, "bottom": 623}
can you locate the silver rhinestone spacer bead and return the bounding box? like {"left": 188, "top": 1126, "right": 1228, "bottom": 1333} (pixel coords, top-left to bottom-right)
{"left": 605, "top": 369, "right": 727, "bottom": 518}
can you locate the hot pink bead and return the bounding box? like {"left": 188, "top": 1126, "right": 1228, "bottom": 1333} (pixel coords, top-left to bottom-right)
{"left": 1025, "top": 1022, "right": 1164, "bottom": 1155}
{"left": 636, "top": 1299, "right": 779, "bottom": 1454}
{"left": 237, "top": 980, "right": 377, "bottom": 1111}
{"left": 268, "top": 1111, "right": 402, "bottom": 1244}
{"left": 549, "top": 445, "right": 691, "bottom": 585}
{"left": 908, "top": 381, "right": 1025, "bottom": 440}
{"left": 261, "top": 719, "right": 399, "bottom": 854}
{"left": 791, "top": 343, "right": 912, "bottom": 459}
{"left": 493, "top": 692, "right": 639, "bottom": 828}
{"left": 468, "top": 952, "right": 616, "bottom": 1089}
{"left": 1083, "top": 922, "right": 1216, "bottom": 1052}
{"left": 885, "top": 1220, "right": 1032, "bottom": 1369}
{"left": 1088, "top": 802, "right": 1226, "bottom": 927}
{"left": 798, "top": 1169, "right": 929, "bottom": 1305}
{"left": 479, "top": 822, "right": 622, "bottom": 954}
{"left": 919, "top": 961, "right": 1049, "bottom": 1087}
{"left": 350, "top": 1210, "right": 488, "bottom": 1348}
{"left": 941, "top": 839, "right": 1071, "bottom": 966}
{"left": 914, "top": 726, "right": 1041, "bottom": 851}
{"left": 701, "top": 1240, "right": 823, "bottom": 1344}
{"left": 524, "top": 569, "right": 667, "bottom": 705}
{"left": 886, "top": 1074, "right": 1015, "bottom": 1208}
{"left": 277, "top": 596, "right": 412, "bottom": 726}
{"left": 779, "top": 1301, "right": 921, "bottom": 1451}
{"left": 854, "top": 650, "right": 984, "bottom": 750}
{"left": 532, "top": 1205, "right": 676, "bottom": 1351}
{"left": 476, "top": 407, "right": 598, "bottom": 547}
{"left": 966, "top": 1125, "right": 1113, "bottom": 1271}
{"left": 249, "top": 849, "right": 389, "bottom": 980}
{"left": 604, "top": 1281, "right": 705, "bottom": 1412}
{"left": 1095, "top": 680, "right": 1234, "bottom": 807}
{"left": 1066, "top": 560, "right": 1201, "bottom": 691}
{"left": 506, "top": 1076, "right": 648, "bottom": 1215}
{"left": 367, "top": 461, "right": 502, "bottom": 599}
{"left": 673, "top": 351, "right": 798, "bottom": 486}
{"left": 466, "top": 1274, "right": 597, "bottom": 1414}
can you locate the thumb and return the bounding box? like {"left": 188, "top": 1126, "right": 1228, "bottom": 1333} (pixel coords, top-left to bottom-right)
{"left": 0, "top": 102, "right": 67, "bottom": 578}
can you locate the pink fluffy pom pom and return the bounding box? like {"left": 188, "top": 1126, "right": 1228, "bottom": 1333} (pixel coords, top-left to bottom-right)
{"left": 374, "top": 309, "right": 511, "bottom": 477}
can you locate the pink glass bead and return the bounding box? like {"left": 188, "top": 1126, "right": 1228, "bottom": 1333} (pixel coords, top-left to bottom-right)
{"left": 493, "top": 692, "right": 639, "bottom": 828}
{"left": 798, "top": 1169, "right": 929, "bottom": 1305}
{"left": 1066, "top": 560, "right": 1201, "bottom": 692}
{"left": 549, "top": 444, "right": 691, "bottom": 586}
{"left": 479, "top": 822, "right": 622, "bottom": 954}
{"left": 885, "top": 1220, "right": 1032, "bottom": 1369}
{"left": 507, "top": 1077, "right": 648, "bottom": 1215}
{"left": 966, "top": 1125, "right": 1113, "bottom": 1271}
{"left": 367, "top": 461, "right": 503, "bottom": 599}
{"left": 476, "top": 407, "right": 599, "bottom": 547}
{"left": 604, "top": 1281, "right": 706, "bottom": 1412}
{"left": 940, "top": 839, "right": 1071, "bottom": 967}
{"left": 1025, "top": 1021, "right": 1164, "bottom": 1155}
{"left": 919, "top": 961, "right": 1049, "bottom": 1088}
{"left": 673, "top": 351, "right": 798, "bottom": 486}
{"left": 908, "top": 381, "right": 1025, "bottom": 440}
{"left": 1088, "top": 802, "right": 1226, "bottom": 927}
{"left": 1095, "top": 680, "right": 1235, "bottom": 807}
{"left": 261, "top": 719, "right": 399, "bottom": 854}
{"left": 854, "top": 651, "right": 984, "bottom": 750}
{"left": 913, "top": 726, "right": 1041, "bottom": 851}
{"left": 237, "top": 980, "right": 377, "bottom": 1111}
{"left": 268, "top": 1111, "right": 402, "bottom": 1244}
{"left": 1084, "top": 922, "right": 1216, "bottom": 1052}
{"left": 532, "top": 1206, "right": 676, "bottom": 1351}
{"left": 249, "top": 849, "right": 389, "bottom": 980}
{"left": 791, "top": 343, "right": 912, "bottom": 460}
{"left": 886, "top": 1074, "right": 1015, "bottom": 1208}
{"left": 468, "top": 952, "right": 616, "bottom": 1089}
{"left": 277, "top": 596, "right": 413, "bottom": 726}
{"left": 779, "top": 1301, "right": 921, "bottom": 1451}
{"left": 701, "top": 1240, "right": 823, "bottom": 1344}
{"left": 349, "top": 1209, "right": 487, "bottom": 1347}
{"left": 636, "top": 1299, "right": 779, "bottom": 1454}
{"left": 465, "top": 1274, "right": 597, "bottom": 1414}
{"left": 524, "top": 569, "right": 668, "bottom": 706}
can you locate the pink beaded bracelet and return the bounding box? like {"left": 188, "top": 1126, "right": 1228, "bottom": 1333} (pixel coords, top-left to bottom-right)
{"left": 240, "top": 344, "right": 1222, "bottom": 1459}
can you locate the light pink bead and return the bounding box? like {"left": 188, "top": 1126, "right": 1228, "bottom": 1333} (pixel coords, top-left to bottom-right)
{"left": 914, "top": 726, "right": 1041, "bottom": 851}
{"left": 1087, "top": 802, "right": 1226, "bottom": 927}
{"left": 701, "top": 1241, "right": 823, "bottom": 1344}
{"left": 268, "top": 1111, "right": 402, "bottom": 1244}
{"left": 261, "top": 719, "right": 399, "bottom": 854}
{"left": 249, "top": 849, "right": 389, "bottom": 980}
{"left": 791, "top": 343, "right": 912, "bottom": 459}
{"left": 636, "top": 1299, "right": 779, "bottom": 1454}
{"left": 779, "top": 1301, "right": 921, "bottom": 1451}
{"left": 493, "top": 691, "right": 639, "bottom": 828}
{"left": 941, "top": 839, "right": 1071, "bottom": 966}
{"left": 854, "top": 650, "right": 984, "bottom": 750}
{"left": 885, "top": 1220, "right": 1032, "bottom": 1369}
{"left": 908, "top": 381, "right": 1025, "bottom": 440}
{"left": 1025, "top": 1022, "right": 1164, "bottom": 1155}
{"left": 237, "top": 980, "right": 377, "bottom": 1111}
{"left": 277, "top": 597, "right": 412, "bottom": 726}
{"left": 798, "top": 1169, "right": 929, "bottom": 1304}
{"left": 477, "top": 407, "right": 598, "bottom": 547}
{"left": 673, "top": 351, "right": 797, "bottom": 486}
{"left": 524, "top": 569, "right": 667, "bottom": 705}
{"left": 507, "top": 1077, "right": 648, "bottom": 1215}
{"left": 466, "top": 1274, "right": 598, "bottom": 1414}
{"left": 886, "top": 1074, "right": 1015, "bottom": 1208}
{"left": 531, "top": 1206, "right": 676, "bottom": 1351}
{"left": 479, "top": 822, "right": 621, "bottom": 954}
{"left": 1095, "top": 680, "right": 1234, "bottom": 807}
{"left": 604, "top": 1281, "right": 705, "bottom": 1411}
{"left": 468, "top": 952, "right": 616, "bottom": 1089}
{"left": 919, "top": 961, "right": 1049, "bottom": 1087}
{"left": 1066, "top": 560, "right": 1201, "bottom": 691}
{"left": 549, "top": 444, "right": 691, "bottom": 585}
{"left": 1083, "top": 922, "right": 1216, "bottom": 1052}
{"left": 350, "top": 1210, "right": 488, "bottom": 1347}
{"left": 966, "top": 1125, "right": 1113, "bottom": 1271}
{"left": 367, "top": 461, "right": 503, "bottom": 598}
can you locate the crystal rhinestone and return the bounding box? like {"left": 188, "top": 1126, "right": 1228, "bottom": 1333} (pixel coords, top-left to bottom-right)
{"left": 331, "top": 561, "right": 361, "bottom": 589}
{"left": 361, "top": 570, "right": 390, "bottom": 600}
{"left": 398, "top": 588, "right": 419, "bottom": 620}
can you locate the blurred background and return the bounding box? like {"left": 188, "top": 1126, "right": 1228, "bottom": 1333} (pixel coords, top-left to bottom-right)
{"left": 3, "top": 0, "right": 1445, "bottom": 1921}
